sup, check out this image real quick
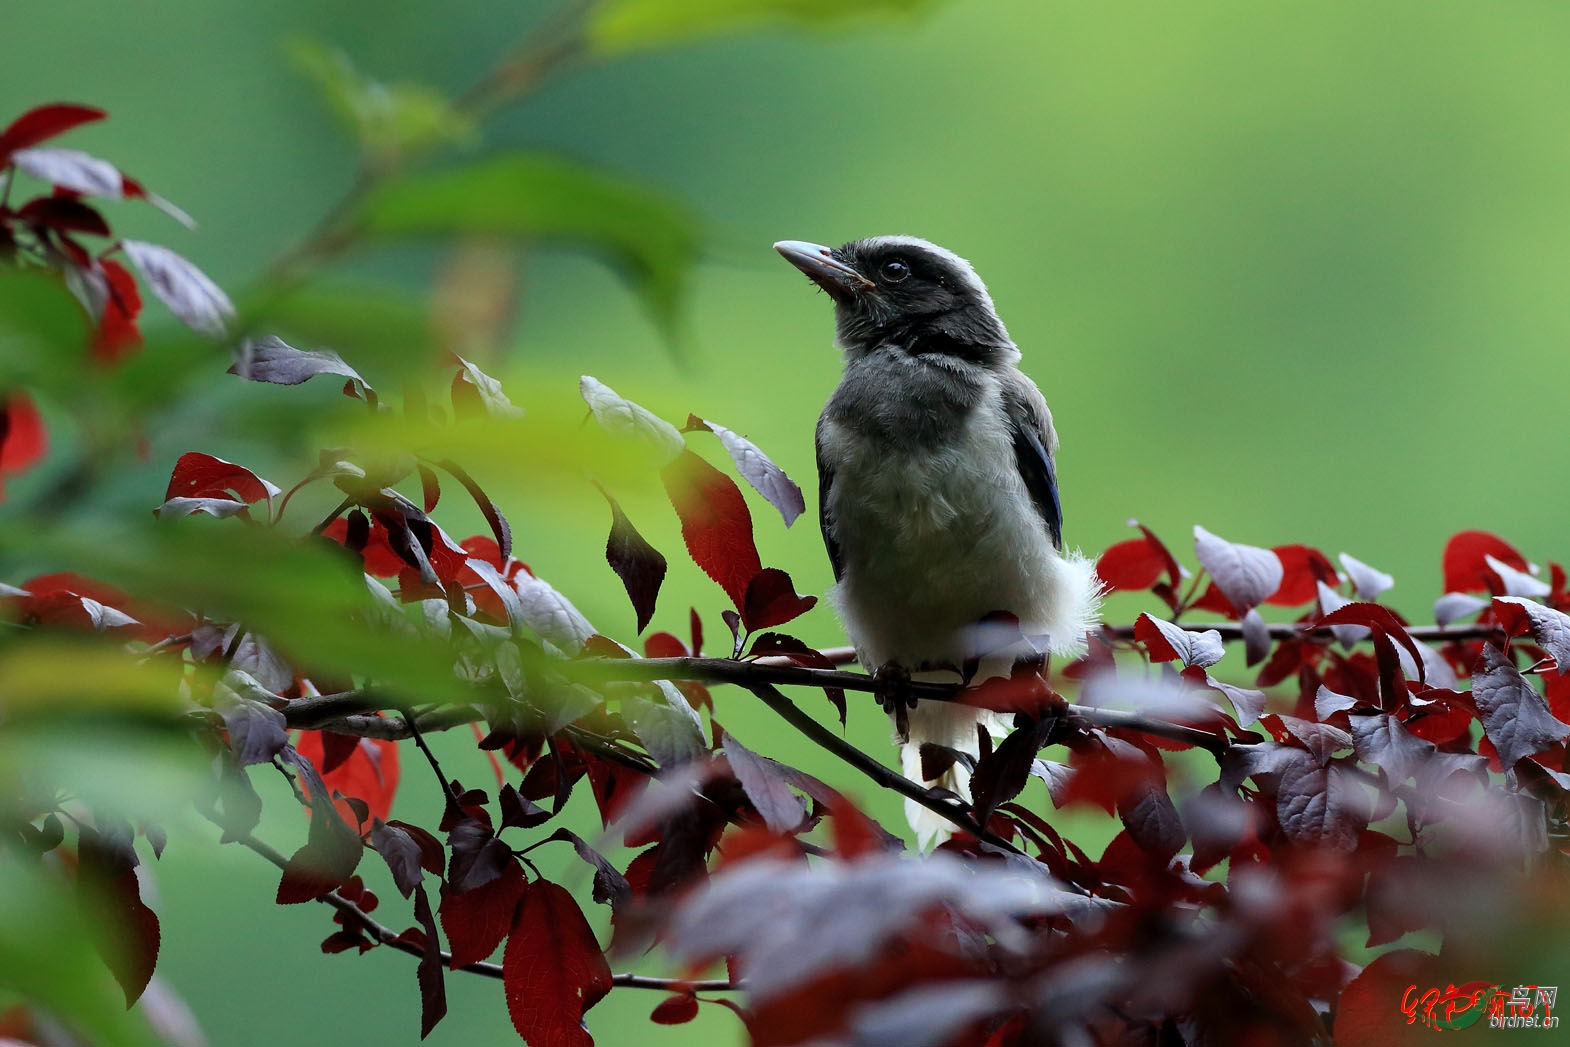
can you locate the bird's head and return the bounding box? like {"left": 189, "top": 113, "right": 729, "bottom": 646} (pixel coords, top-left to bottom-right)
{"left": 774, "top": 236, "right": 1017, "bottom": 366}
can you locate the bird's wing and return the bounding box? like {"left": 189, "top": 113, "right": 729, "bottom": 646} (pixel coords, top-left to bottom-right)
{"left": 814, "top": 418, "right": 846, "bottom": 582}
{"left": 1001, "top": 373, "right": 1063, "bottom": 551}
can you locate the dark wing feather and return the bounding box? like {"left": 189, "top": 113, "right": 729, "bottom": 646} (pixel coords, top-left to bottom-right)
{"left": 814, "top": 421, "right": 845, "bottom": 582}
{"left": 1004, "top": 384, "right": 1064, "bottom": 551}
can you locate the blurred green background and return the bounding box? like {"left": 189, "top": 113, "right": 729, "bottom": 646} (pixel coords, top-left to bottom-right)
{"left": 6, "top": 0, "right": 1570, "bottom": 1044}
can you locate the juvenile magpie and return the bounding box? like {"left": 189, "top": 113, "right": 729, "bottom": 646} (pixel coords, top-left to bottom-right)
{"left": 774, "top": 236, "right": 1102, "bottom": 847}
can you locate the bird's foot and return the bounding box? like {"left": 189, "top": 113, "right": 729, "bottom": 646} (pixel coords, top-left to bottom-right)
{"left": 873, "top": 664, "right": 916, "bottom": 739}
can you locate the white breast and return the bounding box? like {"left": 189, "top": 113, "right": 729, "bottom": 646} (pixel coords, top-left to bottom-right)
{"left": 821, "top": 382, "right": 1088, "bottom": 671}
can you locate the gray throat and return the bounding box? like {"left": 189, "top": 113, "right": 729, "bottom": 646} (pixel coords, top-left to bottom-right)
{"left": 824, "top": 347, "right": 988, "bottom": 451}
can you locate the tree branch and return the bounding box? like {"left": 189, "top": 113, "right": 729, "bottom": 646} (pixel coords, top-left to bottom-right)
{"left": 200, "top": 812, "right": 735, "bottom": 992}
{"left": 744, "top": 683, "right": 1031, "bottom": 858}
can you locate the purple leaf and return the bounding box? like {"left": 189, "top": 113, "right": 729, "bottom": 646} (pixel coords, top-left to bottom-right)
{"left": 543, "top": 827, "right": 632, "bottom": 908}
{"left": 1434, "top": 592, "right": 1488, "bottom": 627}
{"left": 446, "top": 818, "right": 513, "bottom": 892}
{"left": 1485, "top": 555, "right": 1550, "bottom": 598}
{"left": 600, "top": 487, "right": 666, "bottom": 633}
{"left": 498, "top": 784, "right": 553, "bottom": 830}
{"left": 217, "top": 696, "right": 288, "bottom": 767}
{"left": 153, "top": 496, "right": 253, "bottom": 520}
{"left": 1495, "top": 597, "right": 1570, "bottom": 674}
{"left": 1471, "top": 644, "right": 1570, "bottom": 771}
{"left": 121, "top": 240, "right": 234, "bottom": 336}
{"left": 1118, "top": 782, "right": 1185, "bottom": 861}
{"left": 451, "top": 355, "right": 523, "bottom": 419}
{"left": 1313, "top": 685, "right": 1361, "bottom": 720}
{"left": 1274, "top": 754, "right": 1370, "bottom": 851}
{"left": 1133, "top": 612, "right": 1223, "bottom": 668}
{"left": 512, "top": 570, "right": 595, "bottom": 656}
{"left": 1316, "top": 580, "right": 1367, "bottom": 648}
{"left": 1241, "top": 608, "right": 1271, "bottom": 665}
{"left": 434, "top": 458, "right": 511, "bottom": 562}
{"left": 230, "top": 336, "right": 372, "bottom": 396}
{"left": 665, "top": 853, "right": 1086, "bottom": 1004}
{"left": 1338, "top": 552, "right": 1394, "bottom": 601}
{"left": 370, "top": 819, "right": 428, "bottom": 898}
{"left": 1272, "top": 715, "right": 1353, "bottom": 763}
{"left": 12, "top": 147, "right": 122, "bottom": 197}
{"left": 724, "top": 730, "right": 806, "bottom": 834}
{"left": 850, "top": 982, "right": 1008, "bottom": 1047}
{"left": 1193, "top": 525, "right": 1283, "bottom": 613}
{"left": 580, "top": 375, "right": 683, "bottom": 464}
{"left": 687, "top": 416, "right": 805, "bottom": 527}
{"left": 1349, "top": 713, "right": 1435, "bottom": 784}
{"left": 413, "top": 885, "right": 447, "bottom": 1037}
{"left": 1198, "top": 673, "right": 1267, "bottom": 727}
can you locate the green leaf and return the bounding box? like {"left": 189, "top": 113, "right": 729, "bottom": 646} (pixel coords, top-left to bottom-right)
{"left": 9, "top": 520, "right": 473, "bottom": 706}
{"left": 0, "top": 268, "right": 90, "bottom": 394}
{"left": 353, "top": 152, "right": 699, "bottom": 339}
{"left": 289, "top": 38, "right": 477, "bottom": 165}
{"left": 588, "top": 0, "right": 932, "bottom": 54}
{"left": 0, "top": 859, "right": 158, "bottom": 1047}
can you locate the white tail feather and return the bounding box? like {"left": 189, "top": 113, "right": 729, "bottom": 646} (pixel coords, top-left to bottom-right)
{"left": 899, "top": 549, "right": 1104, "bottom": 850}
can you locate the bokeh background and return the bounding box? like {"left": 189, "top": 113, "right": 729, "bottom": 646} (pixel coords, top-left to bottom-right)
{"left": 5, "top": 1, "right": 1570, "bottom": 1044}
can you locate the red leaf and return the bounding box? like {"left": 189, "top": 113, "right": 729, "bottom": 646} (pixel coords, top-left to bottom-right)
{"left": 650, "top": 993, "right": 700, "bottom": 1025}
{"left": 0, "top": 104, "right": 106, "bottom": 157}
{"left": 742, "top": 567, "right": 817, "bottom": 631}
{"left": 275, "top": 796, "right": 363, "bottom": 905}
{"left": 1095, "top": 522, "right": 1180, "bottom": 593}
{"left": 324, "top": 515, "right": 407, "bottom": 577}
{"left": 1442, "top": 530, "right": 1528, "bottom": 594}
{"left": 0, "top": 392, "right": 48, "bottom": 496}
{"left": 295, "top": 730, "right": 401, "bottom": 825}
{"left": 93, "top": 259, "right": 143, "bottom": 361}
{"left": 1267, "top": 545, "right": 1339, "bottom": 606}
{"left": 503, "top": 878, "right": 613, "bottom": 1047}
{"left": 17, "top": 196, "right": 110, "bottom": 236}
{"left": 1333, "top": 949, "right": 1440, "bottom": 1047}
{"left": 164, "top": 451, "right": 278, "bottom": 505}
{"left": 440, "top": 860, "right": 527, "bottom": 968}
{"left": 662, "top": 449, "right": 761, "bottom": 610}
{"left": 644, "top": 631, "right": 688, "bottom": 658}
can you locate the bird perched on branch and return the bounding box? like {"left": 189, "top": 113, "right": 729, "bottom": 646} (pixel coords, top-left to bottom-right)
{"left": 775, "top": 236, "right": 1102, "bottom": 847}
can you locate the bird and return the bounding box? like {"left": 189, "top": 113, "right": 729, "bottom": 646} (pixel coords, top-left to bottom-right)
{"left": 774, "top": 235, "right": 1102, "bottom": 848}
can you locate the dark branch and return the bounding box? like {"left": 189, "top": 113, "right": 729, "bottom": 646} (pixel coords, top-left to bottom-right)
{"left": 199, "top": 812, "right": 735, "bottom": 992}
{"left": 744, "top": 683, "right": 1032, "bottom": 858}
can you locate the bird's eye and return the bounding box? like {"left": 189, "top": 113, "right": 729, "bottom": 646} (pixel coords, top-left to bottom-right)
{"left": 880, "top": 259, "right": 910, "bottom": 283}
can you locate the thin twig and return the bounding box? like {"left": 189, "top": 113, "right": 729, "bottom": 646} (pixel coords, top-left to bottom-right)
{"left": 744, "top": 683, "right": 1029, "bottom": 858}
{"left": 401, "top": 706, "right": 465, "bottom": 814}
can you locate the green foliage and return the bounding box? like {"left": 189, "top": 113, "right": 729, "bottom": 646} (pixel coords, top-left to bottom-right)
{"left": 0, "top": 860, "right": 157, "bottom": 1047}
{"left": 289, "top": 39, "right": 477, "bottom": 168}
{"left": 588, "top": 0, "right": 932, "bottom": 53}
{"left": 353, "top": 152, "right": 699, "bottom": 339}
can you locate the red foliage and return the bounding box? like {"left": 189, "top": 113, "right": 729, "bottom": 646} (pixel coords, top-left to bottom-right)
{"left": 504, "top": 879, "right": 612, "bottom": 1047}
{"left": 0, "top": 392, "right": 47, "bottom": 497}
{"left": 295, "top": 730, "right": 401, "bottom": 826}
{"left": 0, "top": 103, "right": 106, "bottom": 157}
{"left": 1443, "top": 530, "right": 1528, "bottom": 593}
